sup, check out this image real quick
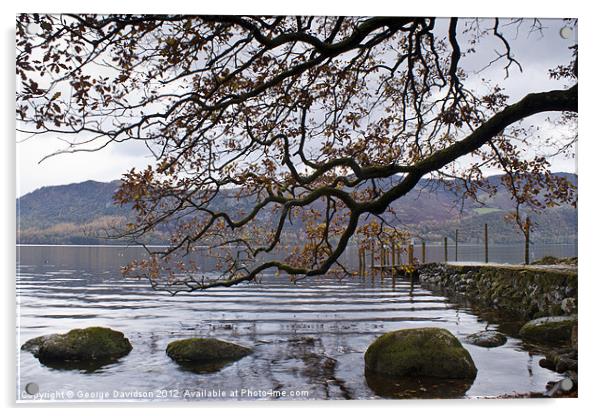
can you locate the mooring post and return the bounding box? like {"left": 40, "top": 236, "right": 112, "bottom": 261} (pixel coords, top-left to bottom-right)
{"left": 359, "top": 246, "right": 366, "bottom": 277}
{"left": 385, "top": 246, "right": 390, "bottom": 267}
{"left": 361, "top": 247, "right": 365, "bottom": 277}
{"left": 370, "top": 240, "right": 375, "bottom": 276}
{"left": 525, "top": 216, "right": 530, "bottom": 265}
{"left": 455, "top": 229, "right": 458, "bottom": 262}
{"left": 408, "top": 243, "right": 417, "bottom": 283}
{"left": 484, "top": 223, "right": 489, "bottom": 263}
{"left": 421, "top": 240, "right": 426, "bottom": 264}
{"left": 363, "top": 247, "right": 367, "bottom": 276}
{"left": 444, "top": 237, "right": 448, "bottom": 263}
{"left": 380, "top": 244, "right": 385, "bottom": 278}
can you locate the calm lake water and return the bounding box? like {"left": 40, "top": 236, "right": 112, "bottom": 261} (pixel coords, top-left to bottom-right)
{"left": 17, "top": 245, "right": 568, "bottom": 402}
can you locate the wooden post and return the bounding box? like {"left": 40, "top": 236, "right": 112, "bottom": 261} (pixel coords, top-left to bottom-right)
{"left": 380, "top": 244, "right": 385, "bottom": 278}
{"left": 455, "top": 229, "right": 458, "bottom": 262}
{"left": 363, "top": 247, "right": 367, "bottom": 275}
{"left": 388, "top": 245, "right": 392, "bottom": 267}
{"left": 359, "top": 246, "right": 366, "bottom": 277}
{"left": 525, "top": 217, "right": 530, "bottom": 265}
{"left": 408, "top": 243, "right": 417, "bottom": 284}
{"left": 370, "top": 240, "right": 375, "bottom": 275}
{"left": 484, "top": 223, "right": 489, "bottom": 263}
{"left": 444, "top": 237, "right": 448, "bottom": 263}
{"left": 421, "top": 240, "right": 426, "bottom": 264}
{"left": 361, "top": 247, "right": 366, "bottom": 276}
{"left": 386, "top": 246, "right": 390, "bottom": 267}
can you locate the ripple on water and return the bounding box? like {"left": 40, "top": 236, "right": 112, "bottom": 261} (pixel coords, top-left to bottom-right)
{"left": 16, "top": 245, "right": 562, "bottom": 401}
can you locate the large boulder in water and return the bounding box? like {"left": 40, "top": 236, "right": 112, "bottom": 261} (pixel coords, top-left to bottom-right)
{"left": 21, "top": 327, "right": 132, "bottom": 365}
{"left": 519, "top": 315, "right": 577, "bottom": 343}
{"left": 166, "top": 338, "right": 251, "bottom": 373}
{"left": 364, "top": 327, "right": 477, "bottom": 380}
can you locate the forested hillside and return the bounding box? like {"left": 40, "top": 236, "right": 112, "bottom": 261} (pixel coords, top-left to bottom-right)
{"left": 17, "top": 174, "right": 577, "bottom": 245}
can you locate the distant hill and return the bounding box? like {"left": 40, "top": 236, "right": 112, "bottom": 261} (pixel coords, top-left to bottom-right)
{"left": 18, "top": 180, "right": 125, "bottom": 229}
{"left": 16, "top": 173, "right": 577, "bottom": 245}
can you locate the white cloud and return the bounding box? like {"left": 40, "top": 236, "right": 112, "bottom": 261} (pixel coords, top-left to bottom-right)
{"left": 16, "top": 133, "right": 153, "bottom": 196}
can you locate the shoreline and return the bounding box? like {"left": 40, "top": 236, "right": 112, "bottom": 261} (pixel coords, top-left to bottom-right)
{"left": 416, "top": 261, "right": 578, "bottom": 397}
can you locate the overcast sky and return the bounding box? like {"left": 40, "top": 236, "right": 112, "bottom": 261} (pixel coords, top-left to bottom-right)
{"left": 16, "top": 17, "right": 578, "bottom": 197}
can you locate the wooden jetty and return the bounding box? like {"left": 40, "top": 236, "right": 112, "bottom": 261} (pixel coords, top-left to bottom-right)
{"left": 370, "top": 264, "right": 413, "bottom": 275}
{"left": 357, "top": 221, "right": 535, "bottom": 277}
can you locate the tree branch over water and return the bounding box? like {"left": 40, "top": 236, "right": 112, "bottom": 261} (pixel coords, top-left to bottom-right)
{"left": 16, "top": 15, "right": 578, "bottom": 292}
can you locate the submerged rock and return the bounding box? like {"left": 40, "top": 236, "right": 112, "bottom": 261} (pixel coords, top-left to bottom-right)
{"left": 519, "top": 315, "right": 577, "bottom": 343}
{"left": 466, "top": 330, "right": 507, "bottom": 348}
{"left": 539, "top": 349, "right": 578, "bottom": 373}
{"left": 166, "top": 338, "right": 251, "bottom": 372}
{"left": 21, "top": 327, "right": 132, "bottom": 366}
{"left": 364, "top": 327, "right": 477, "bottom": 380}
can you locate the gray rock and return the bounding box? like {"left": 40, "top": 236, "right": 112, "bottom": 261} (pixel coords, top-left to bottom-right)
{"left": 466, "top": 330, "right": 507, "bottom": 348}
{"left": 21, "top": 327, "right": 132, "bottom": 363}
{"left": 21, "top": 335, "right": 53, "bottom": 356}
{"left": 166, "top": 338, "right": 251, "bottom": 372}
{"left": 519, "top": 315, "right": 577, "bottom": 343}
{"left": 364, "top": 327, "right": 477, "bottom": 380}
{"left": 539, "top": 349, "right": 578, "bottom": 373}
{"left": 561, "top": 297, "right": 577, "bottom": 314}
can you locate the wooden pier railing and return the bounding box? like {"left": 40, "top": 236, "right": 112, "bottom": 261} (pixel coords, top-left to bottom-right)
{"left": 357, "top": 221, "right": 534, "bottom": 277}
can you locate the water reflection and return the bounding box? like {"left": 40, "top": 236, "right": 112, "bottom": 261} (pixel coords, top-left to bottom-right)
{"left": 17, "top": 245, "right": 562, "bottom": 401}
{"left": 364, "top": 372, "right": 474, "bottom": 399}
{"left": 37, "top": 357, "right": 125, "bottom": 373}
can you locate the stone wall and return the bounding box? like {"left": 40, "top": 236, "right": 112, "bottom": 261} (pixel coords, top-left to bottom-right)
{"left": 417, "top": 263, "right": 577, "bottom": 319}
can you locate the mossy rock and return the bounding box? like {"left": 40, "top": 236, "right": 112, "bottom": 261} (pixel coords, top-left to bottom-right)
{"left": 518, "top": 315, "right": 577, "bottom": 343}
{"left": 166, "top": 338, "right": 251, "bottom": 371}
{"left": 21, "top": 335, "right": 53, "bottom": 356}
{"left": 364, "top": 328, "right": 477, "bottom": 380}
{"left": 22, "top": 327, "right": 132, "bottom": 364}
{"left": 466, "top": 330, "right": 507, "bottom": 348}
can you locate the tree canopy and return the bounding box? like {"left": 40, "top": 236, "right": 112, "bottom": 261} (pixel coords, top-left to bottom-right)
{"left": 16, "top": 15, "right": 577, "bottom": 292}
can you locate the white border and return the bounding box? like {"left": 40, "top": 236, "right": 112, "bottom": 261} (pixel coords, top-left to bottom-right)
{"left": 3, "top": 1, "right": 600, "bottom": 415}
